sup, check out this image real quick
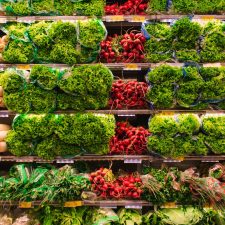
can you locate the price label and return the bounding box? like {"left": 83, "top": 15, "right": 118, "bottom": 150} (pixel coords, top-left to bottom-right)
{"left": 200, "top": 15, "right": 215, "bottom": 20}
{"left": 202, "top": 160, "right": 219, "bottom": 163}
{"left": 125, "top": 205, "right": 142, "bottom": 209}
{"left": 162, "top": 202, "right": 177, "bottom": 208}
{"left": 130, "top": 15, "right": 146, "bottom": 22}
{"left": 17, "top": 17, "right": 35, "bottom": 23}
{"left": 163, "top": 159, "right": 182, "bottom": 163}
{"left": 160, "top": 112, "right": 175, "bottom": 116}
{"left": 124, "top": 159, "right": 142, "bottom": 164}
{"left": 56, "top": 159, "right": 74, "bottom": 164}
{"left": 204, "top": 63, "right": 221, "bottom": 67}
{"left": 0, "top": 17, "right": 7, "bottom": 23}
{"left": 124, "top": 64, "right": 140, "bottom": 71}
{"left": 64, "top": 201, "right": 83, "bottom": 207}
{"left": 106, "top": 15, "right": 124, "bottom": 22}
{"left": 19, "top": 202, "right": 32, "bottom": 208}
{"left": 16, "top": 65, "right": 31, "bottom": 70}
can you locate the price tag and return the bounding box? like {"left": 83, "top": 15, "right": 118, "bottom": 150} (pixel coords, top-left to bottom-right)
{"left": 124, "top": 159, "right": 142, "bottom": 164}
{"left": 163, "top": 159, "right": 182, "bottom": 163}
{"left": 100, "top": 206, "right": 117, "bottom": 209}
{"left": 0, "top": 17, "right": 7, "bottom": 23}
{"left": 124, "top": 64, "right": 140, "bottom": 71}
{"left": 105, "top": 15, "right": 124, "bottom": 22}
{"left": 130, "top": 15, "right": 146, "bottom": 22}
{"left": 17, "top": 17, "right": 35, "bottom": 23}
{"left": 125, "top": 205, "right": 142, "bottom": 209}
{"left": 202, "top": 160, "right": 219, "bottom": 163}
{"left": 19, "top": 202, "right": 32, "bottom": 208}
{"left": 56, "top": 159, "right": 74, "bottom": 164}
{"left": 161, "top": 202, "right": 177, "bottom": 208}
{"left": 200, "top": 15, "right": 215, "bottom": 20}
{"left": 64, "top": 201, "right": 83, "bottom": 207}
{"left": 160, "top": 112, "right": 175, "bottom": 116}
{"left": 16, "top": 65, "right": 31, "bottom": 70}
{"left": 204, "top": 63, "right": 221, "bottom": 67}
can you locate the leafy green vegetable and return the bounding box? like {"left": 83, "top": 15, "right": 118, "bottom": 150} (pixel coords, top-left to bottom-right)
{"left": 13, "top": 114, "right": 56, "bottom": 139}
{"left": 30, "top": 65, "right": 59, "bottom": 90}
{"left": 4, "top": 0, "right": 31, "bottom": 16}
{"left": 6, "top": 130, "right": 33, "bottom": 156}
{"left": 147, "top": 0, "right": 167, "bottom": 13}
{"left": 117, "top": 208, "right": 142, "bottom": 225}
{"left": 3, "top": 39, "right": 34, "bottom": 63}
{"left": 31, "top": 0, "right": 57, "bottom": 15}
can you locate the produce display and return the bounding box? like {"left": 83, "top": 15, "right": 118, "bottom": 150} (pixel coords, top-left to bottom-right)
{"left": 6, "top": 113, "right": 115, "bottom": 159}
{"left": 1, "top": 19, "right": 106, "bottom": 64}
{"left": 146, "top": 65, "right": 225, "bottom": 109}
{"left": 0, "top": 0, "right": 105, "bottom": 16}
{"left": 100, "top": 32, "right": 146, "bottom": 63}
{"left": 144, "top": 18, "right": 225, "bottom": 63}
{"left": 2, "top": 206, "right": 225, "bottom": 225}
{"left": 0, "top": 64, "right": 113, "bottom": 113}
{"left": 147, "top": 113, "right": 225, "bottom": 158}
{"left": 105, "top": 0, "right": 148, "bottom": 15}
{"left": 110, "top": 122, "right": 150, "bottom": 155}
{"left": 109, "top": 80, "right": 148, "bottom": 109}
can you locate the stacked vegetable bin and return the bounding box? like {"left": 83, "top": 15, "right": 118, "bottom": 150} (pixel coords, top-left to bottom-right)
{"left": 0, "top": 0, "right": 224, "bottom": 224}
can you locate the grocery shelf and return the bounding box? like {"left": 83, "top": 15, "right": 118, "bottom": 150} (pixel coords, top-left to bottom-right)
{"left": 1, "top": 155, "right": 225, "bottom": 163}
{"left": 0, "top": 15, "right": 225, "bottom": 24}
{"left": 0, "top": 200, "right": 152, "bottom": 208}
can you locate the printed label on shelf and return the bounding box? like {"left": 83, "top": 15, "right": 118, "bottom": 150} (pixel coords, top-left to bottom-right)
{"left": 17, "top": 17, "right": 35, "bottom": 23}
{"left": 16, "top": 65, "right": 31, "bottom": 70}
{"left": 16, "top": 157, "right": 33, "bottom": 162}
{"left": 161, "top": 202, "right": 177, "bottom": 208}
{"left": 124, "top": 64, "right": 141, "bottom": 71}
{"left": 0, "top": 18, "right": 7, "bottom": 23}
{"left": 100, "top": 206, "right": 117, "bottom": 209}
{"left": 163, "top": 159, "right": 182, "bottom": 163}
{"left": 202, "top": 160, "right": 219, "bottom": 163}
{"left": 130, "top": 15, "right": 146, "bottom": 22}
{"left": 203, "top": 63, "right": 222, "bottom": 67}
{"left": 64, "top": 201, "right": 83, "bottom": 207}
{"left": 125, "top": 205, "right": 142, "bottom": 209}
{"left": 160, "top": 112, "right": 175, "bottom": 116}
{"left": 56, "top": 159, "right": 74, "bottom": 164}
{"left": 0, "top": 114, "right": 9, "bottom": 118}
{"left": 124, "top": 159, "right": 142, "bottom": 164}
{"left": 105, "top": 15, "right": 124, "bottom": 22}
{"left": 19, "top": 202, "right": 32, "bottom": 208}
{"left": 200, "top": 15, "right": 215, "bottom": 20}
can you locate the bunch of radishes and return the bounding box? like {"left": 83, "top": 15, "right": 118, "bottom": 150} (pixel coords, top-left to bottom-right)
{"left": 110, "top": 122, "right": 150, "bottom": 155}
{"left": 90, "top": 168, "right": 143, "bottom": 199}
{"left": 105, "top": 0, "right": 148, "bottom": 15}
{"left": 108, "top": 80, "right": 148, "bottom": 109}
{"left": 100, "top": 32, "right": 146, "bottom": 63}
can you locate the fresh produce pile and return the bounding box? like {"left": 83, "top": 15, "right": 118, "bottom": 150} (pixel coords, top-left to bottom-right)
{"left": 147, "top": 0, "right": 225, "bottom": 14}
{"left": 6, "top": 113, "right": 115, "bottom": 159}
{"left": 105, "top": 0, "right": 148, "bottom": 15}
{"left": 3, "top": 206, "right": 225, "bottom": 225}
{"left": 147, "top": 113, "right": 225, "bottom": 158}
{"left": 0, "top": 164, "right": 91, "bottom": 202}
{"left": 90, "top": 168, "right": 143, "bottom": 199}
{"left": 144, "top": 18, "right": 225, "bottom": 63}
{"left": 108, "top": 80, "right": 148, "bottom": 109}
{"left": 146, "top": 65, "right": 225, "bottom": 109}
{"left": 0, "top": 0, "right": 105, "bottom": 16}
{"left": 0, "top": 64, "right": 113, "bottom": 113}
{"left": 110, "top": 121, "right": 150, "bottom": 155}
{"left": 1, "top": 19, "right": 106, "bottom": 64}
{"left": 100, "top": 32, "right": 146, "bottom": 63}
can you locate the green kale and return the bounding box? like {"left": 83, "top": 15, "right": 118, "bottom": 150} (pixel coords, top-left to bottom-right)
{"left": 28, "top": 21, "right": 52, "bottom": 48}
{"left": 13, "top": 114, "right": 56, "bottom": 139}
{"left": 48, "top": 21, "right": 77, "bottom": 45}
{"left": 31, "top": 0, "right": 57, "bottom": 15}
{"left": 3, "top": 90, "right": 30, "bottom": 113}
{"left": 146, "top": 0, "right": 167, "bottom": 13}
{"left": 78, "top": 19, "right": 106, "bottom": 49}
{"left": 177, "top": 114, "right": 201, "bottom": 135}
{"left": 3, "top": 39, "right": 34, "bottom": 63}
{"left": 145, "top": 23, "right": 171, "bottom": 39}
{"left": 146, "top": 84, "right": 175, "bottom": 109}
{"left": 2, "top": 23, "right": 28, "bottom": 40}
{"left": 149, "top": 114, "right": 178, "bottom": 137}
{"left": 6, "top": 130, "right": 32, "bottom": 156}
{"left": 205, "top": 136, "right": 225, "bottom": 154}
{"left": 0, "top": 68, "right": 26, "bottom": 93}
{"left": 176, "top": 49, "right": 200, "bottom": 62}
{"left": 27, "top": 85, "right": 57, "bottom": 113}
{"left": 202, "top": 115, "right": 225, "bottom": 138}
{"left": 5, "top": 1, "right": 31, "bottom": 16}
{"left": 50, "top": 41, "right": 80, "bottom": 65}
{"left": 176, "top": 67, "right": 204, "bottom": 108}
{"left": 30, "top": 65, "right": 58, "bottom": 90}
{"left": 148, "top": 65, "right": 182, "bottom": 84}
{"left": 54, "top": 0, "right": 75, "bottom": 15}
